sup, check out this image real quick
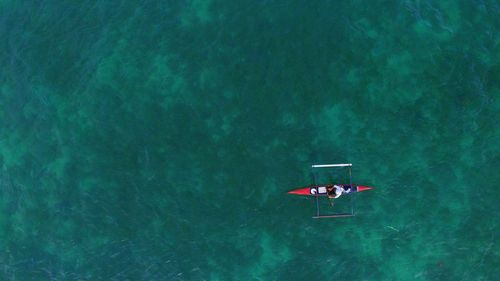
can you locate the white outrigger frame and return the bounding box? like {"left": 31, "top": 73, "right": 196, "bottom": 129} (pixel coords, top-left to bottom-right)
{"left": 311, "top": 163, "right": 355, "bottom": 219}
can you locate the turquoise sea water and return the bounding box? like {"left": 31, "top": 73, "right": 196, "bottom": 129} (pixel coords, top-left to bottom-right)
{"left": 1, "top": 1, "right": 499, "bottom": 280}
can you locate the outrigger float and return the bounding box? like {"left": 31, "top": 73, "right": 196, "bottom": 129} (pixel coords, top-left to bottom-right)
{"left": 287, "top": 164, "right": 373, "bottom": 218}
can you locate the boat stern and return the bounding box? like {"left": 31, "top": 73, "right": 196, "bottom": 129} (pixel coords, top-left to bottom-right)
{"left": 356, "top": 185, "right": 373, "bottom": 192}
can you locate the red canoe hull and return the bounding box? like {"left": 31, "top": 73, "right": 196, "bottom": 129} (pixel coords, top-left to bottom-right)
{"left": 287, "top": 184, "right": 373, "bottom": 196}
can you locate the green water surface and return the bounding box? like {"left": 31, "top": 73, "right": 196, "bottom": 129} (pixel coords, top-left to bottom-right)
{"left": 1, "top": 1, "right": 499, "bottom": 280}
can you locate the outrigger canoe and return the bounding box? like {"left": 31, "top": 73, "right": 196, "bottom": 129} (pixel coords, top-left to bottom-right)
{"left": 288, "top": 184, "right": 372, "bottom": 196}
{"left": 288, "top": 163, "right": 373, "bottom": 218}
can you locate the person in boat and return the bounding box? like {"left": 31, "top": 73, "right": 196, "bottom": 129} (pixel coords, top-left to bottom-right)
{"left": 327, "top": 185, "right": 345, "bottom": 199}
